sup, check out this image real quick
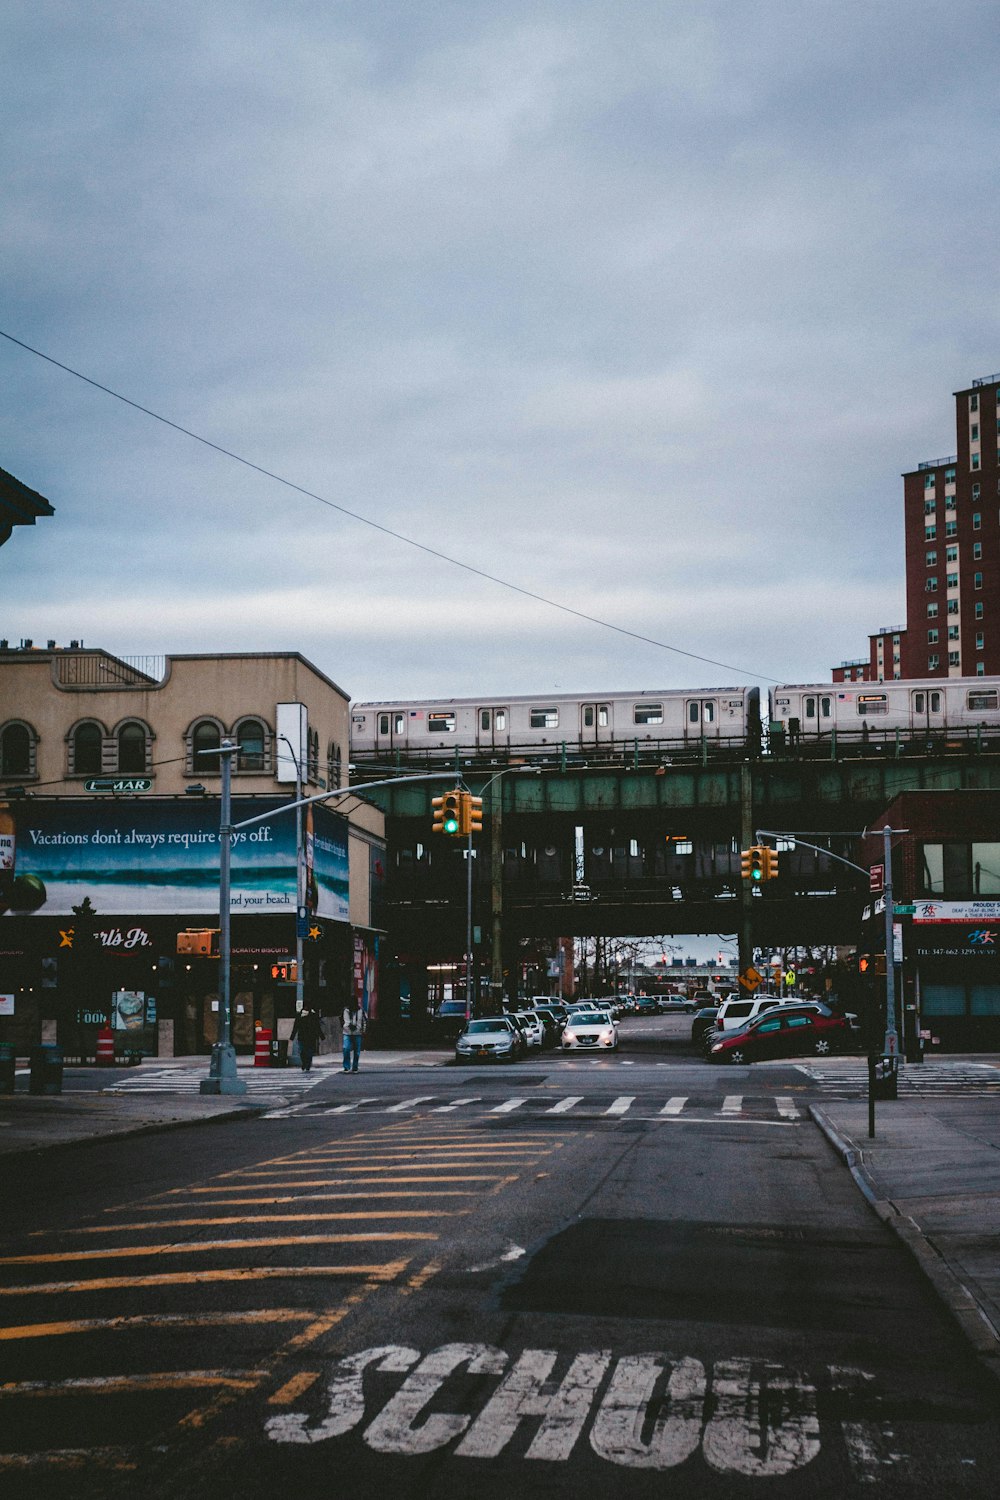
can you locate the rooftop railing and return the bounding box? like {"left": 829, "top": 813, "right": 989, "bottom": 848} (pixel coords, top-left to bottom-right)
{"left": 54, "top": 653, "right": 166, "bottom": 688}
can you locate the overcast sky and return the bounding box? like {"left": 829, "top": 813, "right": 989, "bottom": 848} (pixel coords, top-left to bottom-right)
{"left": 4, "top": 0, "right": 1000, "bottom": 704}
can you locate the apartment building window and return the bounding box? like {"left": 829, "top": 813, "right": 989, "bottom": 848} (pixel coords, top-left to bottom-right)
{"left": 946, "top": 521, "right": 957, "bottom": 536}
{"left": 926, "top": 577, "right": 938, "bottom": 591}
{"left": 972, "top": 453, "right": 981, "bottom": 470}
{"left": 925, "top": 473, "right": 936, "bottom": 489}
{"left": 975, "top": 572, "right": 983, "bottom": 590}
{"left": 926, "top": 550, "right": 937, "bottom": 566}
{"left": 948, "top": 599, "right": 960, "bottom": 615}
{"left": 948, "top": 626, "right": 959, "bottom": 640}
{"left": 947, "top": 572, "right": 959, "bottom": 588}
{"left": 928, "top": 655, "right": 940, "bottom": 670}
{"left": 946, "top": 546, "right": 958, "bottom": 563}
{"left": 974, "top": 512, "right": 981, "bottom": 529}
{"left": 973, "top": 483, "right": 981, "bottom": 499}
{"left": 949, "top": 651, "right": 961, "bottom": 666}
{"left": 972, "top": 424, "right": 980, "bottom": 441}
{"left": 977, "top": 662, "right": 986, "bottom": 675}
{"left": 976, "top": 602, "right": 984, "bottom": 619}
{"left": 927, "top": 602, "right": 939, "bottom": 617}
{"left": 924, "top": 499, "right": 936, "bottom": 515}
{"left": 946, "top": 466, "right": 956, "bottom": 481}
{"left": 974, "top": 542, "right": 983, "bottom": 559}
{"left": 970, "top": 395, "right": 979, "bottom": 412}
{"left": 925, "top": 526, "right": 936, "bottom": 541}
{"left": 976, "top": 632, "right": 985, "bottom": 650}
{"left": 927, "top": 629, "right": 939, "bottom": 644}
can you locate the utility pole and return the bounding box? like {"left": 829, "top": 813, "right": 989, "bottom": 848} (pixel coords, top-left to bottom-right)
{"left": 200, "top": 741, "right": 246, "bottom": 1096}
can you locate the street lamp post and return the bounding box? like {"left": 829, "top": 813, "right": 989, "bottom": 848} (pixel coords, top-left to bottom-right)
{"left": 199, "top": 740, "right": 246, "bottom": 1096}
{"left": 278, "top": 734, "right": 306, "bottom": 1016}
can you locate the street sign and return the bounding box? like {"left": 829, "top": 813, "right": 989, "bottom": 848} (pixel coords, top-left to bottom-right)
{"left": 737, "top": 966, "right": 762, "bottom": 992}
{"left": 894, "top": 904, "right": 916, "bottom": 916}
{"left": 84, "top": 777, "right": 152, "bottom": 794}
{"left": 869, "top": 864, "right": 884, "bottom": 893}
{"left": 784, "top": 969, "right": 796, "bottom": 986}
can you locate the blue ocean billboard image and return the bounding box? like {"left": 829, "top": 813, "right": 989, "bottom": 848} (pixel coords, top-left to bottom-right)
{"left": 0, "top": 798, "right": 349, "bottom": 921}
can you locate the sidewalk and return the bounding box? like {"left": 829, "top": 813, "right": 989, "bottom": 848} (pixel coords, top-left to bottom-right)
{"left": 0, "top": 1050, "right": 450, "bottom": 1157}
{"left": 811, "top": 1094, "right": 1000, "bottom": 1387}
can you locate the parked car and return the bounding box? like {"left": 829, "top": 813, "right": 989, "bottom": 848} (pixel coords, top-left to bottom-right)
{"left": 432, "top": 999, "right": 471, "bottom": 1042}
{"left": 530, "top": 1006, "right": 565, "bottom": 1047}
{"left": 511, "top": 1010, "right": 545, "bottom": 1050}
{"left": 706, "top": 994, "right": 790, "bottom": 1042}
{"left": 657, "top": 994, "right": 696, "bottom": 1013}
{"left": 707, "top": 1004, "right": 858, "bottom": 1064}
{"left": 690, "top": 1005, "right": 720, "bottom": 1047}
{"left": 454, "top": 1015, "right": 525, "bottom": 1063}
{"left": 561, "top": 1009, "right": 619, "bottom": 1051}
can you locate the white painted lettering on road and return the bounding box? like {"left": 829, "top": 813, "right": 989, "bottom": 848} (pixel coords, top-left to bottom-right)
{"left": 364, "top": 1343, "right": 507, "bottom": 1454}
{"left": 457, "top": 1349, "right": 610, "bottom": 1461}
{"left": 590, "top": 1354, "right": 705, "bottom": 1468}
{"left": 265, "top": 1345, "right": 418, "bottom": 1445}
{"left": 702, "top": 1359, "right": 820, "bottom": 1476}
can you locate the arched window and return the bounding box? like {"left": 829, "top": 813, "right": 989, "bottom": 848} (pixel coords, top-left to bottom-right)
{"left": 0, "top": 722, "right": 32, "bottom": 778}
{"left": 72, "top": 722, "right": 103, "bottom": 776}
{"left": 328, "top": 741, "right": 343, "bottom": 790}
{"left": 191, "top": 719, "right": 221, "bottom": 772}
{"left": 236, "top": 718, "right": 266, "bottom": 772}
{"left": 116, "top": 721, "right": 148, "bottom": 774}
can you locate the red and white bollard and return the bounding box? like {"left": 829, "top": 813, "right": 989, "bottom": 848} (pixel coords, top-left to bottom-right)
{"left": 96, "top": 1026, "right": 115, "bottom": 1066}
{"left": 254, "top": 1027, "right": 273, "bottom": 1068}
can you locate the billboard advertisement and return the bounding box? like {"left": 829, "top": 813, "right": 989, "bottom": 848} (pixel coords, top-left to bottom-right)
{"left": 0, "top": 798, "right": 349, "bottom": 921}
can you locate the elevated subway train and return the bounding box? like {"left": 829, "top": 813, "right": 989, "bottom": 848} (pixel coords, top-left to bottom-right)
{"left": 351, "top": 675, "right": 1000, "bottom": 765}
{"left": 768, "top": 675, "right": 1000, "bottom": 751}
{"left": 350, "top": 687, "right": 761, "bottom": 763}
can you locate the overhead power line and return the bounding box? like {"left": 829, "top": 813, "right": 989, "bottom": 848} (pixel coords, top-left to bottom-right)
{"left": 1, "top": 327, "right": 781, "bottom": 683}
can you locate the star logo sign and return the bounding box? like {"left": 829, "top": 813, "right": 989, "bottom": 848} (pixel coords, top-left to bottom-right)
{"left": 308, "top": 924, "right": 322, "bottom": 941}
{"left": 58, "top": 928, "right": 75, "bottom": 948}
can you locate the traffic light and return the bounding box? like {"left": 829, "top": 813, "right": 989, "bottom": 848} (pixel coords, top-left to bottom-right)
{"left": 460, "top": 792, "right": 484, "bottom": 835}
{"left": 740, "top": 847, "right": 754, "bottom": 881}
{"left": 432, "top": 788, "right": 463, "bottom": 836}
{"left": 763, "top": 847, "right": 779, "bottom": 881}
{"left": 742, "top": 846, "right": 766, "bottom": 882}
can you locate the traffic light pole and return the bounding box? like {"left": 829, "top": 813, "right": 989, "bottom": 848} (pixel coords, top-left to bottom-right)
{"left": 465, "top": 825, "right": 474, "bottom": 1020}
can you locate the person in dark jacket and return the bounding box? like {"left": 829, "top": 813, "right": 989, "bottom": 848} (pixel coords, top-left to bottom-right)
{"left": 290, "top": 1006, "right": 325, "bottom": 1072}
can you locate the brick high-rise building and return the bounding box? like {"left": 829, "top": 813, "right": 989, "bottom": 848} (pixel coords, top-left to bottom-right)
{"left": 832, "top": 370, "right": 1000, "bottom": 680}
{"left": 901, "top": 371, "right": 1000, "bottom": 679}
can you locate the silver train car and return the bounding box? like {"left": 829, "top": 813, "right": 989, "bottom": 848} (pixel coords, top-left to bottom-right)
{"left": 769, "top": 676, "right": 1000, "bottom": 747}
{"left": 351, "top": 687, "right": 761, "bottom": 762}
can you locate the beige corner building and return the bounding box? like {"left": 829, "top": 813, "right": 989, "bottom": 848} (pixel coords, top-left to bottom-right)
{"left": 0, "top": 643, "right": 385, "bottom": 1058}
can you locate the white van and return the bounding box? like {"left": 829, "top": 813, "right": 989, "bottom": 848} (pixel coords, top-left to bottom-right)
{"left": 705, "top": 994, "right": 807, "bottom": 1043}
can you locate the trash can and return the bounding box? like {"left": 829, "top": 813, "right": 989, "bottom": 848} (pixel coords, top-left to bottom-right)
{"left": 29, "top": 1043, "right": 63, "bottom": 1096}
{"left": 0, "top": 1042, "right": 15, "bottom": 1094}
{"left": 270, "top": 1038, "right": 289, "bottom": 1068}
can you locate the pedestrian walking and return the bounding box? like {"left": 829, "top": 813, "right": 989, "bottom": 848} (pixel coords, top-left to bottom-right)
{"left": 289, "top": 1006, "right": 325, "bottom": 1072}
{"left": 342, "top": 1003, "right": 366, "bottom": 1073}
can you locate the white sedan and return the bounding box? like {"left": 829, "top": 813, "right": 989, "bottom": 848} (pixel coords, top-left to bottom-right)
{"left": 561, "top": 1009, "right": 619, "bottom": 1052}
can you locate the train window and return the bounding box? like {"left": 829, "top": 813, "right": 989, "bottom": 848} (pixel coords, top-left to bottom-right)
{"left": 598, "top": 704, "right": 609, "bottom": 727}
{"left": 805, "top": 697, "right": 816, "bottom": 718}
{"left": 968, "top": 690, "right": 999, "bottom": 711}
{"left": 583, "top": 706, "right": 593, "bottom": 727}
{"left": 481, "top": 711, "right": 489, "bottom": 731}
{"left": 394, "top": 714, "right": 405, "bottom": 734}
{"left": 379, "top": 714, "right": 389, "bottom": 735}
{"left": 496, "top": 710, "right": 506, "bottom": 731}
{"left": 687, "top": 700, "right": 716, "bottom": 725}
{"left": 820, "top": 697, "right": 831, "bottom": 716}
{"left": 530, "top": 707, "right": 558, "bottom": 729}
{"left": 857, "top": 695, "right": 888, "bottom": 715}
{"left": 634, "top": 703, "right": 663, "bottom": 725}
{"left": 427, "top": 713, "right": 456, "bottom": 733}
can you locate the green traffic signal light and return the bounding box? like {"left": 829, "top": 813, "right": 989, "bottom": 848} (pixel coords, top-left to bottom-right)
{"left": 749, "top": 847, "right": 764, "bottom": 881}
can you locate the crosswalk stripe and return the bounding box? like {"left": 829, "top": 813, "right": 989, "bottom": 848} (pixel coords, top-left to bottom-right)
{"left": 604, "top": 1096, "right": 635, "bottom": 1116}
{"left": 490, "top": 1098, "right": 527, "bottom": 1113}
{"left": 660, "top": 1096, "right": 688, "bottom": 1115}
{"left": 546, "top": 1096, "right": 583, "bottom": 1114}
{"left": 431, "top": 1098, "right": 481, "bottom": 1113}
{"left": 384, "top": 1097, "right": 436, "bottom": 1113}
{"left": 721, "top": 1095, "right": 743, "bottom": 1116}
{"left": 776, "top": 1096, "right": 799, "bottom": 1119}
{"left": 321, "top": 1098, "right": 379, "bottom": 1114}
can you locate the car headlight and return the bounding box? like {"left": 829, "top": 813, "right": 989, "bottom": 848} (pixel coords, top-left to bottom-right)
{"left": 600, "top": 1029, "right": 614, "bottom": 1043}
{"left": 710, "top": 1043, "right": 724, "bottom": 1053}
{"left": 563, "top": 1029, "right": 577, "bottom": 1042}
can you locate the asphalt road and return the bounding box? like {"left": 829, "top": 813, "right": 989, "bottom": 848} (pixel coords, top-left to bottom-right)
{"left": 2, "top": 1032, "right": 999, "bottom": 1497}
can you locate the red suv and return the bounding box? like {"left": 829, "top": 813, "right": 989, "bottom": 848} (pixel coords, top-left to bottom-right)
{"left": 708, "top": 1004, "right": 856, "bottom": 1064}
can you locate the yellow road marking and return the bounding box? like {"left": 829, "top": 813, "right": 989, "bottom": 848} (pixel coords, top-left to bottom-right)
{"left": 0, "top": 1262, "right": 411, "bottom": 1295}
{"left": 56, "top": 1210, "right": 466, "bottom": 1234}
{"left": 121, "top": 1189, "right": 477, "bottom": 1204}
{"left": 0, "top": 1447, "right": 136, "bottom": 1472}
{"left": 399, "top": 1257, "right": 443, "bottom": 1296}
{"left": 1, "top": 1370, "right": 265, "bottom": 1398}
{"left": 0, "top": 1310, "right": 314, "bottom": 1341}
{"left": 0, "top": 1232, "right": 436, "bottom": 1267}
{"left": 268, "top": 1370, "right": 321, "bottom": 1405}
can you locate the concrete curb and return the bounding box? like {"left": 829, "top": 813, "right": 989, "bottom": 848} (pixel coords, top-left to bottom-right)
{"left": 0, "top": 1103, "right": 269, "bottom": 1161}
{"left": 810, "top": 1104, "right": 1000, "bottom": 1388}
